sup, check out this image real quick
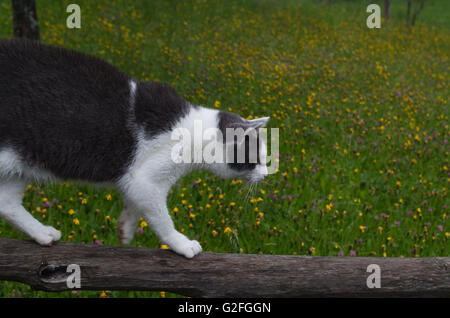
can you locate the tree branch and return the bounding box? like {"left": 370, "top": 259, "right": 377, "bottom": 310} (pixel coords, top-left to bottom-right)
{"left": 0, "top": 238, "right": 449, "bottom": 297}
{"left": 11, "top": 0, "right": 40, "bottom": 41}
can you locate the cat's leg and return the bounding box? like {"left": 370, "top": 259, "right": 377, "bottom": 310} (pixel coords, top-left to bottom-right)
{"left": 117, "top": 203, "right": 140, "bottom": 244}
{"left": 120, "top": 178, "right": 202, "bottom": 258}
{"left": 0, "top": 178, "right": 61, "bottom": 245}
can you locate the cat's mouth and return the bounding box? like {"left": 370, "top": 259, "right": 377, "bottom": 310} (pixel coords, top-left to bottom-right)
{"left": 241, "top": 173, "right": 267, "bottom": 184}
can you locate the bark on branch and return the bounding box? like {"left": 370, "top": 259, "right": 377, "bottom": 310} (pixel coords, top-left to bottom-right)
{"left": 0, "top": 238, "right": 449, "bottom": 297}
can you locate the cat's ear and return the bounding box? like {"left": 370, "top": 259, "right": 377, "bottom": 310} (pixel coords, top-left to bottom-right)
{"left": 235, "top": 117, "right": 269, "bottom": 146}
{"left": 235, "top": 117, "right": 269, "bottom": 147}
{"left": 246, "top": 117, "right": 270, "bottom": 129}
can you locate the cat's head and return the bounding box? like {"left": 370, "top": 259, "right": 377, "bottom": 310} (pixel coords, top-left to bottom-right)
{"left": 212, "top": 110, "right": 270, "bottom": 183}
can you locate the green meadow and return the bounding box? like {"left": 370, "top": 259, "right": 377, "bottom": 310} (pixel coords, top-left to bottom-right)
{"left": 0, "top": 0, "right": 448, "bottom": 297}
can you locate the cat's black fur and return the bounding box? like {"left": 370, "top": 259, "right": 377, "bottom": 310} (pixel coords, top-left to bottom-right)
{"left": 135, "top": 81, "right": 192, "bottom": 137}
{"left": 0, "top": 39, "right": 192, "bottom": 182}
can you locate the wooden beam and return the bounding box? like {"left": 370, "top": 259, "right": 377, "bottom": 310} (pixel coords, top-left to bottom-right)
{"left": 0, "top": 238, "right": 449, "bottom": 297}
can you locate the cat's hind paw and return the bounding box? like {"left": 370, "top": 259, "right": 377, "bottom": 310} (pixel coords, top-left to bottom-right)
{"left": 117, "top": 208, "right": 139, "bottom": 245}
{"left": 118, "top": 217, "right": 141, "bottom": 245}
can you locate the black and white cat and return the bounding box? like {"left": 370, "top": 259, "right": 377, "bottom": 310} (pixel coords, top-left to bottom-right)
{"left": 0, "top": 39, "right": 269, "bottom": 258}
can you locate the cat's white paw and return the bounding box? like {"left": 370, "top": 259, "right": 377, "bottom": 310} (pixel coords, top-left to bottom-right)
{"left": 172, "top": 239, "right": 202, "bottom": 259}
{"left": 118, "top": 209, "right": 140, "bottom": 245}
{"left": 164, "top": 232, "right": 202, "bottom": 258}
{"left": 118, "top": 220, "right": 135, "bottom": 245}
{"left": 32, "top": 225, "right": 61, "bottom": 246}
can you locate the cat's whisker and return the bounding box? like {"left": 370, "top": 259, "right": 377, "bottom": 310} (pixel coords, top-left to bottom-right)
{"left": 245, "top": 182, "right": 256, "bottom": 204}
{"left": 243, "top": 183, "right": 253, "bottom": 203}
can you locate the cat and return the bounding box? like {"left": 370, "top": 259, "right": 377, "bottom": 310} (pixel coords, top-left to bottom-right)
{"left": 0, "top": 39, "right": 269, "bottom": 258}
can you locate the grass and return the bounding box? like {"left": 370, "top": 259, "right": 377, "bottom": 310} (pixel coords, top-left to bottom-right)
{"left": 0, "top": 0, "right": 448, "bottom": 298}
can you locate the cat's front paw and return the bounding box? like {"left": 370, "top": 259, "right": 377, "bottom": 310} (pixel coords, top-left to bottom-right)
{"left": 172, "top": 239, "right": 202, "bottom": 259}
{"left": 32, "top": 225, "right": 61, "bottom": 246}
{"left": 164, "top": 232, "right": 202, "bottom": 258}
